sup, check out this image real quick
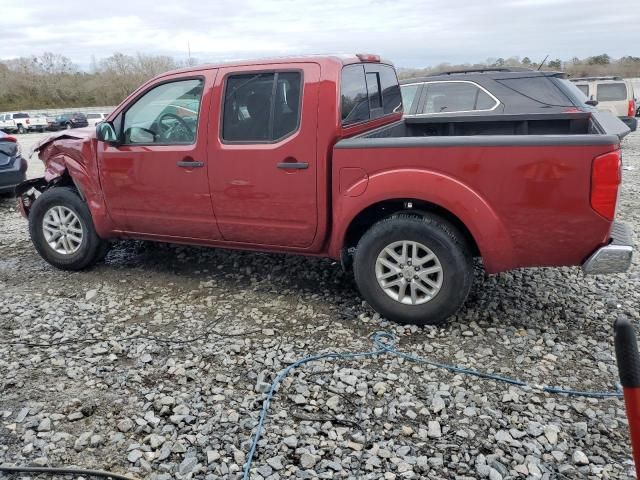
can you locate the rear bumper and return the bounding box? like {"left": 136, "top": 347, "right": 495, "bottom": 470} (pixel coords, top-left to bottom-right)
{"left": 620, "top": 116, "right": 638, "bottom": 132}
{"left": 583, "top": 222, "right": 634, "bottom": 274}
{"left": 0, "top": 157, "right": 27, "bottom": 194}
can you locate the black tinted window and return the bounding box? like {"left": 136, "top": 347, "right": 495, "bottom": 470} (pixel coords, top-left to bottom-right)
{"left": 341, "top": 64, "right": 402, "bottom": 126}
{"left": 341, "top": 65, "right": 369, "bottom": 126}
{"left": 375, "top": 65, "right": 402, "bottom": 114}
{"left": 496, "top": 77, "right": 572, "bottom": 106}
{"left": 14, "top": 113, "right": 29, "bottom": 119}
{"left": 223, "top": 71, "right": 301, "bottom": 142}
{"left": 597, "top": 83, "right": 627, "bottom": 101}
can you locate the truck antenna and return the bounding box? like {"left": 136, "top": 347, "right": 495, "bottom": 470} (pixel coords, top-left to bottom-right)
{"left": 536, "top": 54, "right": 549, "bottom": 71}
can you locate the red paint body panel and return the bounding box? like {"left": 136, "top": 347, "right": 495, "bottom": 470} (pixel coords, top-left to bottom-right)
{"left": 98, "top": 69, "right": 220, "bottom": 240}
{"left": 330, "top": 144, "right": 614, "bottom": 272}
{"left": 27, "top": 55, "right": 620, "bottom": 274}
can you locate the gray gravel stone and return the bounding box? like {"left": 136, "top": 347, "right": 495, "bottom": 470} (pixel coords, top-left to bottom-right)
{"left": 1, "top": 130, "right": 638, "bottom": 480}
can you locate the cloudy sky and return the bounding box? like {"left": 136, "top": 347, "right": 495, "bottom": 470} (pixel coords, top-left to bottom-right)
{"left": 1, "top": 0, "right": 638, "bottom": 69}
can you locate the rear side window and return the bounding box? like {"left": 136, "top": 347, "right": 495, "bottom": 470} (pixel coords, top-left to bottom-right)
{"left": 420, "top": 82, "right": 497, "bottom": 114}
{"left": 496, "top": 77, "right": 573, "bottom": 106}
{"left": 575, "top": 84, "right": 589, "bottom": 96}
{"left": 222, "top": 71, "right": 302, "bottom": 142}
{"left": 341, "top": 64, "right": 402, "bottom": 126}
{"left": 597, "top": 83, "right": 627, "bottom": 101}
{"left": 401, "top": 84, "right": 420, "bottom": 112}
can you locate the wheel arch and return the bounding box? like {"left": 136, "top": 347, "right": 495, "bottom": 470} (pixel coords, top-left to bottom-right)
{"left": 330, "top": 169, "right": 515, "bottom": 273}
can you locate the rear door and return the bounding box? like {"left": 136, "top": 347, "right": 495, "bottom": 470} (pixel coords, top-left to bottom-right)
{"left": 596, "top": 82, "right": 629, "bottom": 117}
{"left": 208, "top": 63, "right": 320, "bottom": 248}
{"left": 98, "top": 70, "right": 221, "bottom": 239}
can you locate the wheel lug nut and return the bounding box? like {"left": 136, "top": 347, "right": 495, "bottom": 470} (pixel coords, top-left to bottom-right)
{"left": 414, "top": 275, "right": 418, "bottom": 279}
{"left": 414, "top": 266, "right": 420, "bottom": 271}
{"left": 407, "top": 261, "right": 412, "bottom": 266}
{"left": 399, "top": 273, "right": 403, "bottom": 277}
{"left": 399, "top": 264, "right": 404, "bottom": 268}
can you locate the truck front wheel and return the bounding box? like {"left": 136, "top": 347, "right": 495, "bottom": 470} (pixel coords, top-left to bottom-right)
{"left": 29, "top": 187, "right": 108, "bottom": 270}
{"left": 353, "top": 215, "right": 473, "bottom": 326}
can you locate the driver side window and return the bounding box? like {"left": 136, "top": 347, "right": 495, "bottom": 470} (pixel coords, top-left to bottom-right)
{"left": 123, "top": 78, "right": 204, "bottom": 145}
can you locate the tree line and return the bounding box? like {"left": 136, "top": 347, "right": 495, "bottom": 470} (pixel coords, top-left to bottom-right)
{"left": 397, "top": 54, "right": 640, "bottom": 80}
{"left": 1, "top": 52, "right": 640, "bottom": 111}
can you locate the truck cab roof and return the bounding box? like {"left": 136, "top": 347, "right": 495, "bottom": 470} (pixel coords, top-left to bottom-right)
{"left": 158, "top": 54, "right": 392, "bottom": 78}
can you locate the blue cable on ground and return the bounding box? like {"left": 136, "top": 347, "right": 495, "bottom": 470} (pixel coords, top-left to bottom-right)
{"left": 242, "top": 331, "right": 622, "bottom": 479}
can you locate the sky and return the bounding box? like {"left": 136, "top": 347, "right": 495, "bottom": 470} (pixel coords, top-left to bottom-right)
{"left": 1, "top": 0, "right": 639, "bottom": 69}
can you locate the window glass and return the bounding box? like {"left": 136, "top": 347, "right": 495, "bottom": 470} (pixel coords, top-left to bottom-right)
{"left": 575, "top": 84, "right": 589, "bottom": 96}
{"left": 421, "top": 82, "right": 483, "bottom": 113}
{"left": 15, "top": 113, "right": 28, "bottom": 119}
{"left": 597, "top": 83, "right": 627, "bottom": 101}
{"left": 341, "top": 64, "right": 402, "bottom": 125}
{"left": 123, "top": 78, "right": 203, "bottom": 145}
{"left": 496, "top": 77, "right": 572, "bottom": 106}
{"left": 87, "top": 113, "right": 99, "bottom": 119}
{"left": 475, "top": 89, "right": 497, "bottom": 109}
{"left": 222, "top": 71, "right": 302, "bottom": 142}
{"left": 366, "top": 72, "right": 382, "bottom": 110}
{"left": 272, "top": 72, "right": 302, "bottom": 140}
{"left": 341, "top": 65, "right": 369, "bottom": 126}
{"left": 401, "top": 85, "right": 420, "bottom": 112}
{"left": 376, "top": 65, "right": 403, "bottom": 114}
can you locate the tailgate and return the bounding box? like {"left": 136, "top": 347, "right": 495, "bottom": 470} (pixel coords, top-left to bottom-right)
{"left": 593, "top": 110, "right": 631, "bottom": 139}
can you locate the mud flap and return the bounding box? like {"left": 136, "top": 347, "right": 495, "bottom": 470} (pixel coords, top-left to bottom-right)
{"left": 15, "top": 177, "right": 48, "bottom": 218}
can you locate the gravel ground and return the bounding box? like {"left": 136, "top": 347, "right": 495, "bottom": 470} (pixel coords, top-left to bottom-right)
{"left": 1, "top": 130, "right": 639, "bottom": 479}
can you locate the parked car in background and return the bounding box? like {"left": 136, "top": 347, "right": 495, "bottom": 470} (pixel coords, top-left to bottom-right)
{"left": 16, "top": 54, "right": 633, "bottom": 326}
{"left": 570, "top": 77, "right": 637, "bottom": 131}
{"left": 0, "top": 131, "right": 27, "bottom": 194}
{"left": 86, "top": 112, "right": 109, "bottom": 126}
{"left": 48, "top": 112, "right": 89, "bottom": 130}
{"left": 0, "top": 112, "right": 48, "bottom": 133}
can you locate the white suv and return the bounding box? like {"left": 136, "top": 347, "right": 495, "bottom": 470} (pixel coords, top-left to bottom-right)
{"left": 570, "top": 77, "right": 637, "bottom": 131}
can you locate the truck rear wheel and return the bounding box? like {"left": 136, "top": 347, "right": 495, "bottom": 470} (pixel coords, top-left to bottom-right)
{"left": 353, "top": 214, "right": 473, "bottom": 326}
{"left": 29, "top": 187, "right": 108, "bottom": 270}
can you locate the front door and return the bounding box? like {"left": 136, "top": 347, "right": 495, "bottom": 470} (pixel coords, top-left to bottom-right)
{"left": 209, "top": 63, "right": 320, "bottom": 248}
{"left": 98, "top": 72, "right": 221, "bottom": 240}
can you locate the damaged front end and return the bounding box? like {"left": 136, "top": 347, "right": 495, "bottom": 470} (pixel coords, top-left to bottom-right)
{"left": 15, "top": 127, "right": 96, "bottom": 218}
{"left": 15, "top": 177, "right": 48, "bottom": 217}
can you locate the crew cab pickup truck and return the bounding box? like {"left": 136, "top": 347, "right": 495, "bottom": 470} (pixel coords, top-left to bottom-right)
{"left": 0, "top": 112, "right": 48, "bottom": 133}
{"left": 15, "top": 54, "right": 634, "bottom": 325}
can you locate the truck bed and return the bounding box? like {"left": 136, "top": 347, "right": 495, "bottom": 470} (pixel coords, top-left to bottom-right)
{"left": 344, "top": 112, "right": 625, "bottom": 144}
{"left": 332, "top": 112, "right": 621, "bottom": 273}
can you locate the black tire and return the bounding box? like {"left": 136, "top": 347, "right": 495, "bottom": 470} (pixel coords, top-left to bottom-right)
{"left": 353, "top": 214, "right": 473, "bottom": 326}
{"left": 65, "top": 123, "right": 72, "bottom": 130}
{"left": 17, "top": 124, "right": 25, "bottom": 134}
{"left": 29, "top": 186, "right": 107, "bottom": 270}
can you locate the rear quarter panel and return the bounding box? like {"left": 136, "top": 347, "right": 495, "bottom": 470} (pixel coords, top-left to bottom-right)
{"left": 331, "top": 139, "right": 618, "bottom": 273}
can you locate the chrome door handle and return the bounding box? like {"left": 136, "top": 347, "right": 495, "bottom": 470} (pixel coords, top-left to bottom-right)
{"left": 277, "top": 162, "right": 308, "bottom": 169}
{"left": 177, "top": 160, "right": 204, "bottom": 168}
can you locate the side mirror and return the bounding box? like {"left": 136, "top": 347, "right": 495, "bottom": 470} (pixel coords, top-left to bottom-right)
{"left": 586, "top": 99, "right": 599, "bottom": 107}
{"left": 127, "top": 127, "right": 156, "bottom": 144}
{"left": 96, "top": 122, "right": 118, "bottom": 144}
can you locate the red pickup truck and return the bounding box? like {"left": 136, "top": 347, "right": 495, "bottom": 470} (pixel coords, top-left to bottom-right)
{"left": 16, "top": 54, "right": 633, "bottom": 325}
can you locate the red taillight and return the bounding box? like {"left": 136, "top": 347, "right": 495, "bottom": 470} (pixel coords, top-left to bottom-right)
{"left": 591, "top": 150, "right": 622, "bottom": 220}
{"left": 26, "top": 119, "right": 30, "bottom": 124}
{"left": 629, "top": 99, "right": 635, "bottom": 117}
{"left": 3, "top": 135, "right": 16, "bottom": 142}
